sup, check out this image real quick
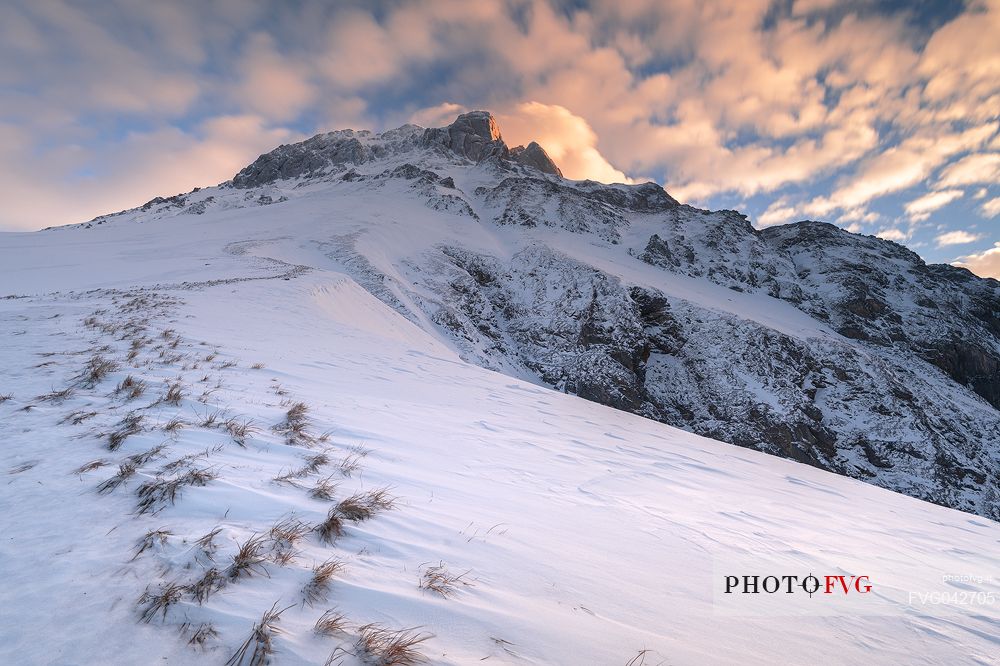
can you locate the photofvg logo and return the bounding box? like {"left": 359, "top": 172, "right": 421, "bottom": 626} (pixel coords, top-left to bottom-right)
{"left": 712, "top": 558, "right": 888, "bottom": 617}
{"left": 713, "top": 556, "right": 999, "bottom": 617}
{"left": 724, "top": 574, "right": 872, "bottom": 597}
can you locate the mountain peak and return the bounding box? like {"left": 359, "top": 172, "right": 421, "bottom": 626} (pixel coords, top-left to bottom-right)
{"left": 232, "top": 111, "right": 564, "bottom": 188}
{"left": 422, "top": 110, "right": 508, "bottom": 163}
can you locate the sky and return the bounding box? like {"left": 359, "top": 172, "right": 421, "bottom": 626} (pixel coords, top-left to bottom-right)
{"left": 1, "top": 0, "right": 998, "bottom": 278}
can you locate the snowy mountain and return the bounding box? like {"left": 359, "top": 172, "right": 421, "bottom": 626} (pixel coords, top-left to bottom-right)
{"left": 63, "top": 111, "right": 1000, "bottom": 521}
{"left": 2, "top": 111, "right": 999, "bottom": 665}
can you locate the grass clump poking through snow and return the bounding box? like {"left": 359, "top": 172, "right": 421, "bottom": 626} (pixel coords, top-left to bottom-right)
{"left": 309, "top": 475, "right": 339, "bottom": 501}
{"left": 419, "top": 563, "right": 473, "bottom": 597}
{"left": 36, "top": 386, "right": 74, "bottom": 403}
{"left": 313, "top": 608, "right": 349, "bottom": 637}
{"left": 96, "top": 462, "right": 137, "bottom": 494}
{"left": 226, "top": 602, "right": 292, "bottom": 666}
{"left": 163, "top": 417, "right": 186, "bottom": 434}
{"left": 273, "top": 401, "right": 312, "bottom": 444}
{"left": 135, "top": 468, "right": 217, "bottom": 515}
{"left": 228, "top": 534, "right": 270, "bottom": 580}
{"left": 80, "top": 354, "right": 119, "bottom": 387}
{"left": 269, "top": 516, "right": 311, "bottom": 549}
{"left": 189, "top": 568, "right": 226, "bottom": 604}
{"left": 316, "top": 510, "right": 345, "bottom": 544}
{"left": 137, "top": 582, "right": 186, "bottom": 623}
{"left": 224, "top": 417, "right": 256, "bottom": 447}
{"left": 163, "top": 382, "right": 184, "bottom": 406}
{"left": 132, "top": 528, "right": 171, "bottom": 560}
{"left": 127, "top": 443, "right": 169, "bottom": 467}
{"left": 303, "top": 558, "right": 345, "bottom": 606}
{"left": 336, "top": 488, "right": 396, "bottom": 522}
{"left": 108, "top": 412, "right": 144, "bottom": 451}
{"left": 354, "top": 624, "right": 433, "bottom": 666}
{"left": 115, "top": 375, "right": 146, "bottom": 400}
{"left": 74, "top": 459, "right": 107, "bottom": 474}
{"left": 182, "top": 622, "right": 219, "bottom": 649}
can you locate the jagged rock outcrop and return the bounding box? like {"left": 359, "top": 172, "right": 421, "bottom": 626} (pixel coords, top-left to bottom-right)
{"left": 232, "top": 111, "right": 560, "bottom": 189}
{"left": 422, "top": 110, "right": 509, "bottom": 162}
{"left": 510, "top": 142, "right": 562, "bottom": 176}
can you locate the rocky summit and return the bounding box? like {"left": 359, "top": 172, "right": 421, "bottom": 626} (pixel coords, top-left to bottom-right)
{"left": 78, "top": 111, "right": 1000, "bottom": 519}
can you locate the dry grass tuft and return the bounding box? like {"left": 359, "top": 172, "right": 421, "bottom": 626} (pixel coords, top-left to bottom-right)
{"left": 226, "top": 602, "right": 292, "bottom": 666}
{"left": 163, "top": 382, "right": 184, "bottom": 406}
{"left": 273, "top": 401, "right": 313, "bottom": 444}
{"left": 315, "top": 510, "right": 345, "bottom": 545}
{"left": 115, "top": 375, "right": 146, "bottom": 400}
{"left": 163, "top": 417, "right": 186, "bottom": 434}
{"left": 61, "top": 410, "right": 98, "bottom": 425}
{"left": 228, "top": 534, "right": 270, "bottom": 580}
{"left": 81, "top": 354, "right": 119, "bottom": 387}
{"left": 624, "top": 649, "right": 664, "bottom": 666}
{"left": 97, "top": 462, "right": 137, "bottom": 494}
{"left": 303, "top": 558, "right": 345, "bottom": 606}
{"left": 269, "top": 516, "right": 311, "bottom": 548}
{"left": 0, "top": 394, "right": 12, "bottom": 404}
{"left": 309, "top": 475, "right": 339, "bottom": 501}
{"left": 274, "top": 453, "right": 330, "bottom": 484}
{"left": 338, "top": 452, "right": 364, "bottom": 478}
{"left": 74, "top": 459, "right": 108, "bottom": 474}
{"left": 8, "top": 461, "right": 37, "bottom": 474}
{"left": 250, "top": 362, "right": 265, "bottom": 369}
{"left": 313, "top": 609, "right": 348, "bottom": 637}
{"left": 194, "top": 526, "right": 223, "bottom": 555}
{"left": 133, "top": 528, "right": 172, "bottom": 559}
{"left": 199, "top": 408, "right": 225, "bottom": 428}
{"left": 138, "top": 581, "right": 186, "bottom": 623}
{"left": 136, "top": 467, "right": 217, "bottom": 515}
{"left": 224, "top": 417, "right": 257, "bottom": 447}
{"left": 183, "top": 622, "right": 219, "bottom": 649}
{"left": 336, "top": 488, "right": 395, "bottom": 522}
{"left": 189, "top": 567, "right": 226, "bottom": 604}
{"left": 419, "top": 563, "right": 473, "bottom": 597}
{"left": 108, "top": 412, "right": 144, "bottom": 451}
{"left": 36, "top": 387, "right": 74, "bottom": 403}
{"left": 128, "top": 443, "right": 169, "bottom": 467}
{"left": 355, "top": 624, "right": 432, "bottom": 666}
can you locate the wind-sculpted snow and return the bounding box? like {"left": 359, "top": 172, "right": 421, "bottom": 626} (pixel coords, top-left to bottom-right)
{"left": 35, "top": 111, "right": 1000, "bottom": 521}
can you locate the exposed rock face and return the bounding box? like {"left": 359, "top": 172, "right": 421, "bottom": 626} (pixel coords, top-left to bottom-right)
{"left": 232, "top": 111, "right": 560, "bottom": 189}
{"left": 84, "top": 111, "right": 1000, "bottom": 520}
{"left": 422, "top": 110, "right": 509, "bottom": 162}
{"left": 510, "top": 142, "right": 562, "bottom": 176}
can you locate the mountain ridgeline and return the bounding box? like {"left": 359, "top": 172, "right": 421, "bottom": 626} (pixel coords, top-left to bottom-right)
{"left": 84, "top": 111, "right": 1000, "bottom": 519}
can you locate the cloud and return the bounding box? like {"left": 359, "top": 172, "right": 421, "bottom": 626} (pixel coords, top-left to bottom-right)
{"left": 497, "top": 103, "right": 631, "bottom": 183}
{"left": 981, "top": 196, "right": 1000, "bottom": 218}
{"left": 232, "top": 33, "right": 316, "bottom": 122}
{"left": 953, "top": 242, "right": 1000, "bottom": 279}
{"left": 876, "top": 228, "right": 909, "bottom": 242}
{"left": 937, "top": 152, "right": 1000, "bottom": 187}
{"left": 408, "top": 101, "right": 632, "bottom": 184}
{"left": 0, "top": 115, "right": 296, "bottom": 230}
{"left": 904, "top": 188, "right": 965, "bottom": 222}
{"left": 936, "top": 230, "right": 983, "bottom": 247}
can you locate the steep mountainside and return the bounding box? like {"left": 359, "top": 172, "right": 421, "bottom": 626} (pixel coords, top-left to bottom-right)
{"left": 51, "top": 111, "right": 1000, "bottom": 519}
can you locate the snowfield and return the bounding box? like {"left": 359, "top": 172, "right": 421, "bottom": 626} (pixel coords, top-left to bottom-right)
{"left": 1, "top": 211, "right": 999, "bottom": 665}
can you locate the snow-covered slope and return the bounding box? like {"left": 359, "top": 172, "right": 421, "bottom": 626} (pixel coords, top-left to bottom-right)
{"left": 28, "top": 111, "right": 1000, "bottom": 522}
{"left": 1, "top": 112, "right": 999, "bottom": 665}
